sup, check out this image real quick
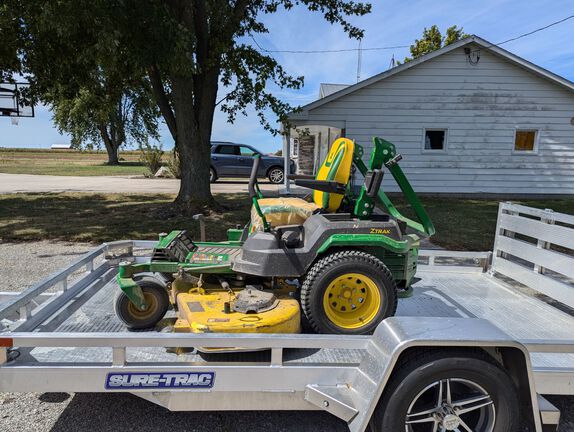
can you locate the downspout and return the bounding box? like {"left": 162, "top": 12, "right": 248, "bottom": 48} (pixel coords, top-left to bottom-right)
{"left": 282, "top": 124, "right": 291, "bottom": 194}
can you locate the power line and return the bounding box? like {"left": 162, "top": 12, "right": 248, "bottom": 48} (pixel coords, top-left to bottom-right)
{"left": 250, "top": 13, "right": 574, "bottom": 55}
{"left": 495, "top": 14, "right": 574, "bottom": 46}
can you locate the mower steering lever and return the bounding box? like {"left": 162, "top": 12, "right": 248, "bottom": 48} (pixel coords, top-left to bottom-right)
{"left": 249, "top": 154, "right": 270, "bottom": 231}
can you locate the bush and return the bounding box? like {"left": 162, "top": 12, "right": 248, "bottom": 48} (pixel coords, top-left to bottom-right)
{"left": 139, "top": 143, "right": 164, "bottom": 175}
{"left": 166, "top": 149, "right": 181, "bottom": 179}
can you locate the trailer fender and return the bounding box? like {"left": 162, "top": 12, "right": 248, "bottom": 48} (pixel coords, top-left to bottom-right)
{"left": 345, "top": 316, "right": 542, "bottom": 432}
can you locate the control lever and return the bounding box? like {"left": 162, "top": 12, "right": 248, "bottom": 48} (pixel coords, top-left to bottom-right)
{"left": 192, "top": 214, "right": 206, "bottom": 242}
{"left": 384, "top": 153, "right": 403, "bottom": 168}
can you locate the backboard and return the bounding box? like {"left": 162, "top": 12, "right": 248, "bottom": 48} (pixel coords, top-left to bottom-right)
{"left": 0, "top": 82, "right": 35, "bottom": 118}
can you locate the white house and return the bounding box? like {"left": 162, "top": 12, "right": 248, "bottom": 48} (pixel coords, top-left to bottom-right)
{"left": 285, "top": 36, "right": 574, "bottom": 195}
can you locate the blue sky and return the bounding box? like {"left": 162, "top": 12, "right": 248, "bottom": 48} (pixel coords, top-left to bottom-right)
{"left": 1, "top": 0, "right": 573, "bottom": 153}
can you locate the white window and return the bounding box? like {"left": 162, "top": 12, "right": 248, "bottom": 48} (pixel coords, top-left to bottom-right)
{"left": 513, "top": 129, "right": 539, "bottom": 153}
{"left": 422, "top": 128, "right": 447, "bottom": 152}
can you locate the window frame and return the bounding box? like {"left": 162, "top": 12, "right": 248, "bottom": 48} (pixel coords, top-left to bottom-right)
{"left": 512, "top": 128, "right": 540, "bottom": 155}
{"left": 421, "top": 127, "right": 449, "bottom": 154}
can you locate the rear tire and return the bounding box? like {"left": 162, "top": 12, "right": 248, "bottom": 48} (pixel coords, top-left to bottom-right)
{"left": 115, "top": 280, "right": 169, "bottom": 330}
{"left": 301, "top": 250, "right": 397, "bottom": 335}
{"left": 373, "top": 350, "right": 520, "bottom": 432}
{"left": 209, "top": 168, "right": 217, "bottom": 183}
{"left": 267, "top": 167, "right": 284, "bottom": 184}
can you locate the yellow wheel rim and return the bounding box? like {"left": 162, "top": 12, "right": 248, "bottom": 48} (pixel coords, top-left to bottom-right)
{"left": 127, "top": 291, "right": 159, "bottom": 320}
{"left": 322, "top": 273, "right": 382, "bottom": 329}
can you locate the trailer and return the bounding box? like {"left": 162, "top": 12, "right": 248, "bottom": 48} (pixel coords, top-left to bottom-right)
{"left": 1, "top": 202, "right": 573, "bottom": 431}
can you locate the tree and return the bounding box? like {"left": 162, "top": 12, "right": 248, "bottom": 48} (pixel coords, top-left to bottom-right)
{"left": 51, "top": 85, "right": 159, "bottom": 165}
{"left": 0, "top": 2, "right": 159, "bottom": 165}
{"left": 1, "top": 1, "right": 372, "bottom": 212}
{"left": 400, "top": 25, "right": 469, "bottom": 64}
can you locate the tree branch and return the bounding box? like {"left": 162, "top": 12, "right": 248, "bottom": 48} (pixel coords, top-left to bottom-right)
{"left": 148, "top": 65, "right": 177, "bottom": 140}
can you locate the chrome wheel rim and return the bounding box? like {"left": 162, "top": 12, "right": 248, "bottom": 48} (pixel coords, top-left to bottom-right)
{"left": 405, "top": 378, "right": 495, "bottom": 432}
{"left": 210, "top": 170, "right": 215, "bottom": 182}
{"left": 269, "top": 168, "right": 283, "bottom": 183}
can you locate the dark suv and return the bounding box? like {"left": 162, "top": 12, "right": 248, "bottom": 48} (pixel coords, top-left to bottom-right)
{"left": 210, "top": 142, "right": 294, "bottom": 184}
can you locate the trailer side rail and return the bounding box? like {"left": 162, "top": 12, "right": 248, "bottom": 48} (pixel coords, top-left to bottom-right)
{"left": 0, "top": 240, "right": 156, "bottom": 331}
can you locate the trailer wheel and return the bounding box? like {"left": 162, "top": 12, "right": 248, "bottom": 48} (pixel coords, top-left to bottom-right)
{"left": 115, "top": 281, "right": 169, "bottom": 330}
{"left": 301, "top": 250, "right": 397, "bottom": 335}
{"left": 373, "top": 350, "right": 519, "bottom": 432}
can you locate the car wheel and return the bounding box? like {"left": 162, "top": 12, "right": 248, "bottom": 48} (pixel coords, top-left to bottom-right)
{"left": 373, "top": 350, "right": 520, "bottom": 432}
{"left": 209, "top": 168, "right": 217, "bottom": 183}
{"left": 268, "top": 167, "right": 284, "bottom": 184}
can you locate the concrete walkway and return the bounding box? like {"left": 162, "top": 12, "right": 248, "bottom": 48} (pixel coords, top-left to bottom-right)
{"left": 0, "top": 173, "right": 286, "bottom": 194}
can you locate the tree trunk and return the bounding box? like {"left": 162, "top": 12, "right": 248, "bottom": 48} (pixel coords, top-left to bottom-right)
{"left": 106, "top": 146, "right": 119, "bottom": 165}
{"left": 171, "top": 75, "right": 214, "bottom": 211}
{"left": 97, "top": 123, "right": 120, "bottom": 165}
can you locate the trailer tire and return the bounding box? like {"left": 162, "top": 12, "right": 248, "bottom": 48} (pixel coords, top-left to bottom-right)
{"left": 301, "top": 250, "right": 397, "bottom": 335}
{"left": 115, "top": 281, "right": 169, "bottom": 330}
{"left": 373, "top": 349, "right": 519, "bottom": 432}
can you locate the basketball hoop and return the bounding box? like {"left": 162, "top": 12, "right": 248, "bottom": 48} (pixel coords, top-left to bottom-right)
{"left": 1, "top": 82, "right": 35, "bottom": 124}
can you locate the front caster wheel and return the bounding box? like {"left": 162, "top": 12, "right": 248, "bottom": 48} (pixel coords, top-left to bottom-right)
{"left": 115, "top": 280, "right": 169, "bottom": 330}
{"left": 374, "top": 350, "right": 520, "bottom": 432}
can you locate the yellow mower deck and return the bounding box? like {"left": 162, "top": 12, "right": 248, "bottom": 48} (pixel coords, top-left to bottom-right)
{"left": 174, "top": 288, "right": 301, "bottom": 335}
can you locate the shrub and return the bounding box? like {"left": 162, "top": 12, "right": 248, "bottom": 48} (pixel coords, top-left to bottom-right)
{"left": 166, "top": 149, "right": 181, "bottom": 179}
{"left": 139, "top": 143, "right": 164, "bottom": 175}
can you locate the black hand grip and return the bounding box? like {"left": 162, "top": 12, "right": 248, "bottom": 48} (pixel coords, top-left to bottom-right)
{"left": 384, "top": 153, "right": 403, "bottom": 168}
{"left": 248, "top": 155, "right": 261, "bottom": 199}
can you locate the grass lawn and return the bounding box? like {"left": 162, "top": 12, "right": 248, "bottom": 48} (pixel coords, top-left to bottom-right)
{"left": 0, "top": 192, "right": 572, "bottom": 250}
{"left": 0, "top": 148, "right": 148, "bottom": 176}
{"left": 0, "top": 193, "right": 250, "bottom": 244}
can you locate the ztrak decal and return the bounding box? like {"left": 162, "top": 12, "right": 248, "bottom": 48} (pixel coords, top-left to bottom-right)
{"left": 105, "top": 372, "right": 215, "bottom": 390}
{"left": 370, "top": 228, "right": 391, "bottom": 235}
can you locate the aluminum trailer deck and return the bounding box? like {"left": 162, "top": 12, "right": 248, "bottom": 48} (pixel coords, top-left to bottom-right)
{"left": 1, "top": 202, "right": 573, "bottom": 431}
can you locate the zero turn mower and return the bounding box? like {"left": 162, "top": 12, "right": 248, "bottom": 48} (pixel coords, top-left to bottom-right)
{"left": 115, "top": 137, "right": 435, "bottom": 337}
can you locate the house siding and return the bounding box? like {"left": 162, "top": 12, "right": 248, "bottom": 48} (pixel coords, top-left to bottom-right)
{"left": 304, "top": 45, "right": 574, "bottom": 194}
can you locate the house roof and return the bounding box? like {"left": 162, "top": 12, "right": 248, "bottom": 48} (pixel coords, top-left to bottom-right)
{"left": 319, "top": 83, "right": 350, "bottom": 98}
{"left": 290, "top": 35, "right": 574, "bottom": 119}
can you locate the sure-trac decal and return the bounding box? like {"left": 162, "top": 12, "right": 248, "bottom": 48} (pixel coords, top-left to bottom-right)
{"left": 105, "top": 372, "right": 215, "bottom": 389}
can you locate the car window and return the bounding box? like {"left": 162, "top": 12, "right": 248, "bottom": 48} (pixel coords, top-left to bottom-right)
{"left": 239, "top": 146, "right": 258, "bottom": 156}
{"left": 214, "top": 145, "right": 239, "bottom": 155}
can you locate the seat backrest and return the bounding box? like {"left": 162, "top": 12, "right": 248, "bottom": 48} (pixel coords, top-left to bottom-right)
{"left": 313, "top": 138, "right": 355, "bottom": 212}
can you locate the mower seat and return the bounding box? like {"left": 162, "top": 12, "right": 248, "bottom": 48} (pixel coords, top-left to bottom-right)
{"left": 251, "top": 138, "right": 355, "bottom": 231}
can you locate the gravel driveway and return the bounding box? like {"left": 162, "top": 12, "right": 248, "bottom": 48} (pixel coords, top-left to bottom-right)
{"left": 0, "top": 173, "right": 291, "bottom": 195}
{"left": 0, "top": 241, "right": 572, "bottom": 431}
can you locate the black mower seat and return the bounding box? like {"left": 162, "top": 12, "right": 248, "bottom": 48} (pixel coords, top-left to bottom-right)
{"left": 251, "top": 138, "right": 355, "bottom": 231}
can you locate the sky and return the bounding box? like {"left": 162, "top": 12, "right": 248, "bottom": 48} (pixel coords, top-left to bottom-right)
{"left": 1, "top": 0, "right": 573, "bottom": 153}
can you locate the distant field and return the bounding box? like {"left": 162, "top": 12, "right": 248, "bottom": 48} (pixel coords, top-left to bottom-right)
{"left": 0, "top": 148, "right": 147, "bottom": 176}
